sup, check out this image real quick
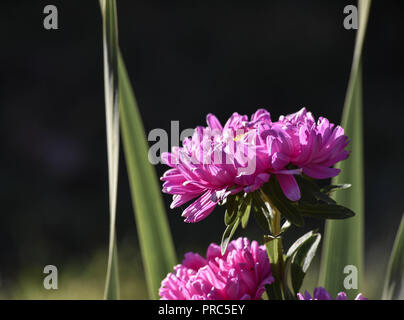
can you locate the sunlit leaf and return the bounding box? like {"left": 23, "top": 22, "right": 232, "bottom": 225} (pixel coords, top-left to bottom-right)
{"left": 319, "top": 0, "right": 371, "bottom": 298}
{"left": 221, "top": 217, "right": 241, "bottom": 255}
{"left": 382, "top": 214, "right": 404, "bottom": 300}
{"left": 239, "top": 194, "right": 252, "bottom": 228}
{"left": 224, "top": 194, "right": 238, "bottom": 226}
{"left": 99, "top": 0, "right": 120, "bottom": 300}
{"left": 321, "top": 184, "right": 352, "bottom": 194}
{"left": 118, "top": 52, "right": 177, "bottom": 299}
{"left": 265, "top": 235, "right": 284, "bottom": 300}
{"left": 286, "top": 231, "right": 321, "bottom": 295}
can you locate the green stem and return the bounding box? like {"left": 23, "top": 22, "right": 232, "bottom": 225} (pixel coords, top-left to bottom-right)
{"left": 261, "top": 191, "right": 286, "bottom": 300}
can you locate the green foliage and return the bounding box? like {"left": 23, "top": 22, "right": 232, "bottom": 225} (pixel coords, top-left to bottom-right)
{"left": 221, "top": 193, "right": 252, "bottom": 254}
{"left": 99, "top": 0, "right": 120, "bottom": 300}
{"left": 265, "top": 234, "right": 285, "bottom": 300}
{"left": 286, "top": 230, "right": 321, "bottom": 295}
{"left": 221, "top": 217, "right": 241, "bottom": 255}
{"left": 224, "top": 194, "right": 239, "bottom": 226}
{"left": 319, "top": 0, "right": 372, "bottom": 298}
{"left": 382, "top": 214, "right": 404, "bottom": 300}
{"left": 119, "top": 53, "right": 177, "bottom": 299}
{"left": 252, "top": 191, "right": 272, "bottom": 233}
{"left": 259, "top": 175, "right": 355, "bottom": 230}
{"left": 100, "top": 0, "right": 176, "bottom": 300}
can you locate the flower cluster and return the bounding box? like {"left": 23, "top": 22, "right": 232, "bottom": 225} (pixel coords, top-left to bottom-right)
{"left": 159, "top": 237, "right": 274, "bottom": 300}
{"left": 297, "top": 287, "right": 367, "bottom": 300}
{"left": 161, "top": 108, "right": 349, "bottom": 222}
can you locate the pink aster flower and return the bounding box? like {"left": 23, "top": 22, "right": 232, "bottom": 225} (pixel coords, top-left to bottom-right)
{"left": 277, "top": 108, "right": 350, "bottom": 179}
{"left": 161, "top": 110, "right": 273, "bottom": 222}
{"left": 252, "top": 108, "right": 349, "bottom": 201}
{"left": 297, "top": 287, "right": 367, "bottom": 300}
{"left": 159, "top": 237, "right": 274, "bottom": 300}
{"left": 161, "top": 108, "right": 349, "bottom": 222}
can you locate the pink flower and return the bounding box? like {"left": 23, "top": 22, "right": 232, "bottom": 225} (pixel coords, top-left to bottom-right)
{"left": 254, "top": 108, "right": 350, "bottom": 200}
{"left": 277, "top": 108, "right": 350, "bottom": 179}
{"left": 297, "top": 287, "right": 367, "bottom": 300}
{"left": 159, "top": 237, "right": 274, "bottom": 300}
{"left": 161, "top": 108, "right": 349, "bottom": 222}
{"left": 161, "top": 110, "right": 272, "bottom": 222}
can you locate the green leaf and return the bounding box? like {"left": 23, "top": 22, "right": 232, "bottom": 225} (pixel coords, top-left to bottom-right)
{"left": 118, "top": 52, "right": 177, "bottom": 299}
{"left": 238, "top": 194, "right": 252, "bottom": 228}
{"left": 295, "top": 175, "right": 336, "bottom": 205}
{"left": 294, "top": 175, "right": 353, "bottom": 219}
{"left": 295, "top": 176, "right": 321, "bottom": 205}
{"left": 382, "top": 214, "right": 404, "bottom": 300}
{"left": 286, "top": 231, "right": 321, "bottom": 295}
{"left": 286, "top": 230, "right": 316, "bottom": 258}
{"left": 221, "top": 217, "right": 241, "bottom": 255}
{"left": 265, "top": 280, "right": 284, "bottom": 300}
{"left": 99, "top": 0, "right": 120, "bottom": 300}
{"left": 280, "top": 220, "right": 292, "bottom": 233}
{"left": 321, "top": 184, "right": 352, "bottom": 194}
{"left": 252, "top": 192, "right": 272, "bottom": 233}
{"left": 299, "top": 203, "right": 355, "bottom": 220}
{"left": 224, "top": 194, "right": 238, "bottom": 226}
{"left": 312, "top": 192, "right": 336, "bottom": 205}
{"left": 264, "top": 235, "right": 284, "bottom": 300}
{"left": 319, "top": 0, "right": 371, "bottom": 298}
{"left": 263, "top": 177, "right": 304, "bottom": 227}
{"left": 224, "top": 194, "right": 252, "bottom": 228}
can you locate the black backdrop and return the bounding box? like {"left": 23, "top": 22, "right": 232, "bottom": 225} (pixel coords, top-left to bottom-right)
{"left": 0, "top": 0, "right": 403, "bottom": 293}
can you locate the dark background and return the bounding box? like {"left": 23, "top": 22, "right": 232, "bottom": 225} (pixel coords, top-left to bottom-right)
{"left": 0, "top": 1, "right": 403, "bottom": 298}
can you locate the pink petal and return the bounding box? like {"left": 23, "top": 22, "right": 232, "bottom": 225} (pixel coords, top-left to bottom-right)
{"left": 182, "top": 252, "right": 207, "bottom": 271}
{"left": 276, "top": 174, "right": 301, "bottom": 201}
{"left": 303, "top": 164, "right": 340, "bottom": 179}
{"left": 183, "top": 190, "right": 217, "bottom": 223}
{"left": 161, "top": 152, "right": 178, "bottom": 167}
{"left": 206, "top": 114, "right": 223, "bottom": 131}
{"left": 171, "top": 193, "right": 200, "bottom": 208}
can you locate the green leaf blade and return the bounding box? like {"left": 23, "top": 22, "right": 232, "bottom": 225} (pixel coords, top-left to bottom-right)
{"left": 252, "top": 192, "right": 272, "bottom": 233}
{"left": 99, "top": 0, "right": 120, "bottom": 300}
{"left": 118, "top": 52, "right": 177, "bottom": 300}
{"left": 221, "top": 217, "right": 241, "bottom": 255}
{"left": 264, "top": 235, "right": 284, "bottom": 300}
{"left": 299, "top": 203, "right": 355, "bottom": 220}
{"left": 382, "top": 214, "right": 404, "bottom": 300}
{"left": 286, "top": 231, "right": 321, "bottom": 295}
{"left": 319, "top": 0, "right": 371, "bottom": 298}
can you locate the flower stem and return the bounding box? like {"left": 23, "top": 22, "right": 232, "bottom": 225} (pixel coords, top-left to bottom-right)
{"left": 261, "top": 191, "right": 286, "bottom": 300}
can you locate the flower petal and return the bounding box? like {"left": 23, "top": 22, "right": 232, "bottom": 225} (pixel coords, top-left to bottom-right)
{"left": 206, "top": 113, "right": 223, "bottom": 131}
{"left": 276, "top": 174, "right": 301, "bottom": 201}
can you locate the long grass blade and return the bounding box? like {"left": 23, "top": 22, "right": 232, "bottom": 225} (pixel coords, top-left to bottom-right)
{"left": 118, "top": 51, "right": 177, "bottom": 300}
{"left": 319, "top": 0, "right": 371, "bottom": 298}
{"left": 382, "top": 214, "right": 404, "bottom": 300}
{"left": 99, "top": 0, "right": 120, "bottom": 300}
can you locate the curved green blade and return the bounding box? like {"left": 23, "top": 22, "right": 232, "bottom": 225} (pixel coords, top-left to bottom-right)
{"left": 118, "top": 52, "right": 177, "bottom": 300}
{"left": 319, "top": 0, "right": 371, "bottom": 298}
{"left": 99, "top": 0, "right": 120, "bottom": 300}
{"left": 382, "top": 214, "right": 404, "bottom": 300}
{"left": 100, "top": 0, "right": 177, "bottom": 300}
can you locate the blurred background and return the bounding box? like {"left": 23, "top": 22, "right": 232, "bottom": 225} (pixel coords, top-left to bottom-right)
{"left": 0, "top": 0, "right": 403, "bottom": 299}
